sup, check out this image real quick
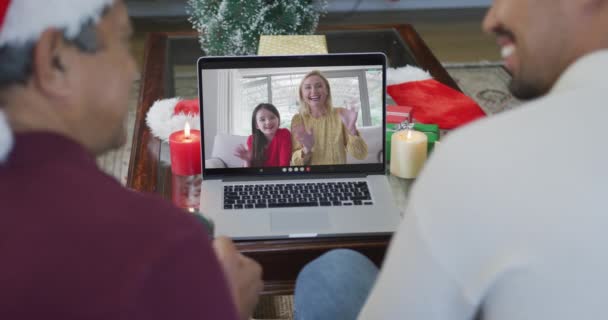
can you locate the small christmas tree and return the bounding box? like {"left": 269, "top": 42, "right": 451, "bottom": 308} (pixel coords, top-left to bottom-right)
{"left": 187, "top": 0, "right": 327, "bottom": 56}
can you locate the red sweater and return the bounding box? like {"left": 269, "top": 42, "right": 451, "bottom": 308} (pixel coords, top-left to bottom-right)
{"left": 247, "top": 128, "right": 292, "bottom": 167}
{"left": 0, "top": 132, "right": 238, "bottom": 320}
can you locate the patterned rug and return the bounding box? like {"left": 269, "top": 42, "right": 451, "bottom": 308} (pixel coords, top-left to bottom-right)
{"left": 96, "top": 63, "right": 520, "bottom": 319}
{"left": 443, "top": 62, "right": 521, "bottom": 115}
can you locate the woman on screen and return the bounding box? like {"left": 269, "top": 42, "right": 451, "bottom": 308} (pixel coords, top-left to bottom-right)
{"left": 291, "top": 70, "right": 368, "bottom": 166}
{"left": 234, "top": 103, "right": 292, "bottom": 167}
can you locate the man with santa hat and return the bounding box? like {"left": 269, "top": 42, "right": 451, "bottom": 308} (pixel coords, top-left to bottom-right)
{"left": 0, "top": 1, "right": 260, "bottom": 319}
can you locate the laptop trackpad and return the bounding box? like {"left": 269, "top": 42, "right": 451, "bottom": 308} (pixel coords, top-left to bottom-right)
{"left": 271, "top": 211, "right": 330, "bottom": 233}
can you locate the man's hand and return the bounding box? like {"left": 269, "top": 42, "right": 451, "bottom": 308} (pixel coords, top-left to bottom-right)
{"left": 293, "top": 124, "right": 315, "bottom": 153}
{"left": 213, "top": 236, "right": 263, "bottom": 320}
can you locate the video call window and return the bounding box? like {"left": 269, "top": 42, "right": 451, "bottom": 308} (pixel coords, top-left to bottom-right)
{"left": 201, "top": 65, "right": 384, "bottom": 169}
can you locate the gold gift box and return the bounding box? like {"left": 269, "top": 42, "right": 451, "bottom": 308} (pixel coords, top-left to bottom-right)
{"left": 258, "top": 35, "right": 328, "bottom": 55}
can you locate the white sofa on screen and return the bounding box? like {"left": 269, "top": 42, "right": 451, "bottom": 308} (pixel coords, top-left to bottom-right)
{"left": 204, "top": 126, "right": 383, "bottom": 168}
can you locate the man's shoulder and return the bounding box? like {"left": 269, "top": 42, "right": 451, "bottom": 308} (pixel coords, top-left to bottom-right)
{"left": 410, "top": 93, "right": 579, "bottom": 230}
{"left": 3, "top": 159, "right": 204, "bottom": 244}
{"left": 444, "top": 85, "right": 594, "bottom": 152}
{"left": 0, "top": 172, "right": 217, "bottom": 316}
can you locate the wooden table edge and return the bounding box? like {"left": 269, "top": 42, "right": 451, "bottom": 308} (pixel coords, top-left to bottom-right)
{"left": 127, "top": 32, "right": 167, "bottom": 192}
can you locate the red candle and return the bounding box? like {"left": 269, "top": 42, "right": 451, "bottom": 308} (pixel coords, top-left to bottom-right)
{"left": 169, "top": 122, "right": 202, "bottom": 176}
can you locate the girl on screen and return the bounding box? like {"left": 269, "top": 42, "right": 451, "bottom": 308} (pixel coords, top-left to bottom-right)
{"left": 291, "top": 70, "right": 368, "bottom": 166}
{"left": 234, "top": 103, "right": 292, "bottom": 167}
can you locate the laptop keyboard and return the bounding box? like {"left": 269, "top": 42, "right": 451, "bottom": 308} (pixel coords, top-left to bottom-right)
{"left": 223, "top": 181, "right": 373, "bottom": 210}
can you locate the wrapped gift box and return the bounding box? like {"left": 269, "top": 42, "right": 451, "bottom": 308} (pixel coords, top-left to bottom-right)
{"left": 387, "top": 105, "right": 413, "bottom": 124}
{"left": 386, "top": 122, "right": 440, "bottom": 161}
{"left": 412, "top": 123, "right": 440, "bottom": 155}
{"left": 258, "top": 35, "right": 328, "bottom": 55}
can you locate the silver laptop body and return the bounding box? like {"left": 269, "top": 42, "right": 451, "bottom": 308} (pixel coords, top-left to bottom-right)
{"left": 198, "top": 53, "right": 401, "bottom": 240}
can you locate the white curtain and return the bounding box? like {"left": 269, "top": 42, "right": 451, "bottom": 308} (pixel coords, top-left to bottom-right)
{"left": 215, "top": 69, "right": 241, "bottom": 134}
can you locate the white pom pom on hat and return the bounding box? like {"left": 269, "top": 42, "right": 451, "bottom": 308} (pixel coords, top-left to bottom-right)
{"left": 146, "top": 98, "right": 201, "bottom": 142}
{"left": 387, "top": 65, "right": 432, "bottom": 85}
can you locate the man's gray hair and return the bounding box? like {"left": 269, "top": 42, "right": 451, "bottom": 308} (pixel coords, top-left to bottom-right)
{"left": 0, "top": 12, "right": 106, "bottom": 90}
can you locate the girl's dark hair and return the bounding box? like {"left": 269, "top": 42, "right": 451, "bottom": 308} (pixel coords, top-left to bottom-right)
{"left": 250, "top": 103, "right": 280, "bottom": 167}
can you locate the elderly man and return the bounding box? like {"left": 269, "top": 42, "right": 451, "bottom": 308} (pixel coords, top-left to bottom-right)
{"left": 0, "top": 1, "right": 261, "bottom": 319}
{"left": 294, "top": 0, "right": 608, "bottom": 319}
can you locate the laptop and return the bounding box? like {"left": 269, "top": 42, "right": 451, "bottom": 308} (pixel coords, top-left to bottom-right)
{"left": 198, "top": 53, "right": 401, "bottom": 240}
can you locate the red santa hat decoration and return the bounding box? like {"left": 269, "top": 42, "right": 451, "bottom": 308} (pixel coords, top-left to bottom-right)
{"left": 146, "top": 98, "right": 201, "bottom": 142}
{"left": 387, "top": 65, "right": 486, "bottom": 130}
{"left": 0, "top": 0, "right": 114, "bottom": 163}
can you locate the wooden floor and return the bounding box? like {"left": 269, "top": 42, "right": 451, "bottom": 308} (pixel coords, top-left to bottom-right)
{"left": 131, "top": 8, "right": 500, "bottom": 70}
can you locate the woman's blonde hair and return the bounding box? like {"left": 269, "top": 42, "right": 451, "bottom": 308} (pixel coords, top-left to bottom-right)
{"left": 298, "top": 70, "right": 334, "bottom": 116}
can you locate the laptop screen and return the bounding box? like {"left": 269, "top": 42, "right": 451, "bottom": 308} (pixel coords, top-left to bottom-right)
{"left": 198, "top": 53, "right": 386, "bottom": 178}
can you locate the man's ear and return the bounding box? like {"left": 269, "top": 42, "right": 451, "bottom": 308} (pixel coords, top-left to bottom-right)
{"left": 31, "top": 29, "right": 72, "bottom": 98}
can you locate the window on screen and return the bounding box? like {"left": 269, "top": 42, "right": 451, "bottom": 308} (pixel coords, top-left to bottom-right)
{"left": 232, "top": 69, "right": 383, "bottom": 137}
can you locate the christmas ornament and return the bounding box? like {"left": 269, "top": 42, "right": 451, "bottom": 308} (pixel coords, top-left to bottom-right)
{"left": 146, "top": 98, "right": 201, "bottom": 142}
{"left": 187, "top": 0, "right": 327, "bottom": 56}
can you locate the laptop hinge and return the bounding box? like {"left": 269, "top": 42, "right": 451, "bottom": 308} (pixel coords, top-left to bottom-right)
{"left": 222, "top": 173, "right": 368, "bottom": 182}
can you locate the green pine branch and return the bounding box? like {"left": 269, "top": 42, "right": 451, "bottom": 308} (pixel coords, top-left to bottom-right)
{"left": 187, "top": 0, "right": 328, "bottom": 56}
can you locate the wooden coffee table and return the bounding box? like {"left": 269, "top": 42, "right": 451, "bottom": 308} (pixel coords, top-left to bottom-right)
{"left": 127, "top": 24, "right": 458, "bottom": 295}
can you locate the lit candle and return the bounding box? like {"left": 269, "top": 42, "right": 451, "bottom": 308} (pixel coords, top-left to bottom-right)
{"left": 390, "top": 129, "right": 428, "bottom": 179}
{"left": 169, "top": 122, "right": 202, "bottom": 176}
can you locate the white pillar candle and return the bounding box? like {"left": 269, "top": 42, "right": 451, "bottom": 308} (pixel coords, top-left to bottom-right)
{"left": 390, "top": 129, "right": 428, "bottom": 179}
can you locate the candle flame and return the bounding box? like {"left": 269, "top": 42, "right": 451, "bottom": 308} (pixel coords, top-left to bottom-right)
{"left": 406, "top": 129, "right": 413, "bottom": 140}
{"left": 184, "top": 122, "right": 191, "bottom": 138}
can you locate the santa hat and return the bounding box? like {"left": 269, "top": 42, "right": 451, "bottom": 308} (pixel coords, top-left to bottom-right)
{"left": 0, "top": 0, "right": 114, "bottom": 46}
{"left": 0, "top": 0, "right": 114, "bottom": 163}
{"left": 146, "top": 98, "right": 201, "bottom": 142}
{"left": 387, "top": 65, "right": 486, "bottom": 130}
